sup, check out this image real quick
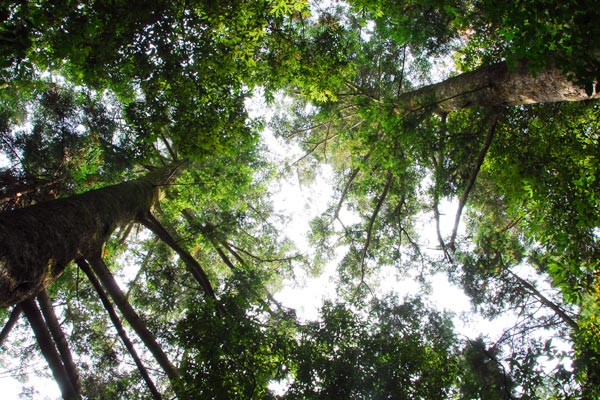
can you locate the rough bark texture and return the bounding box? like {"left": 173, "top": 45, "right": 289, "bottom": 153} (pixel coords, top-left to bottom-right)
{"left": 396, "top": 61, "right": 600, "bottom": 114}
{"left": 0, "top": 163, "right": 182, "bottom": 307}
{"left": 21, "top": 298, "right": 79, "bottom": 400}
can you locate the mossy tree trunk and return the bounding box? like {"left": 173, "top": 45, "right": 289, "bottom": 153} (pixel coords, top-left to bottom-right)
{"left": 0, "top": 163, "right": 182, "bottom": 308}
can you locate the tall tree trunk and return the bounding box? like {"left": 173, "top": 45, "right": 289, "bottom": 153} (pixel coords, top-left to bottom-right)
{"left": 76, "top": 259, "right": 163, "bottom": 400}
{"left": 395, "top": 61, "right": 600, "bottom": 114}
{"left": 36, "top": 290, "right": 82, "bottom": 396}
{"left": 0, "top": 162, "right": 184, "bottom": 307}
{"left": 84, "top": 256, "right": 181, "bottom": 392}
{"left": 21, "top": 298, "right": 79, "bottom": 400}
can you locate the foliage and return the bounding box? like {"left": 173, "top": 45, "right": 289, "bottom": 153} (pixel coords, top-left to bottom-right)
{"left": 1, "top": 0, "right": 600, "bottom": 398}
{"left": 283, "top": 296, "right": 460, "bottom": 399}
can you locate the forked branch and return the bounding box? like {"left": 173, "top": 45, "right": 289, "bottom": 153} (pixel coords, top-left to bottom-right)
{"left": 37, "top": 290, "right": 81, "bottom": 396}
{"left": 76, "top": 259, "right": 162, "bottom": 400}
{"left": 448, "top": 114, "right": 499, "bottom": 250}
{"left": 21, "top": 298, "right": 79, "bottom": 400}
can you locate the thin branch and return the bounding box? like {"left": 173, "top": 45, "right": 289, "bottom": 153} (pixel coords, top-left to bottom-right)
{"left": 291, "top": 126, "right": 338, "bottom": 166}
{"left": 0, "top": 304, "right": 21, "bottom": 345}
{"left": 21, "top": 298, "right": 79, "bottom": 400}
{"left": 449, "top": 114, "right": 499, "bottom": 250}
{"left": 76, "top": 259, "right": 162, "bottom": 400}
{"left": 225, "top": 241, "right": 299, "bottom": 264}
{"left": 359, "top": 170, "right": 393, "bottom": 281}
{"left": 36, "top": 290, "right": 81, "bottom": 396}
{"left": 334, "top": 167, "right": 360, "bottom": 220}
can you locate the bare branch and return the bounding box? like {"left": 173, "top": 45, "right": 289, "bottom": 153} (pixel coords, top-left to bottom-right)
{"left": 449, "top": 114, "right": 499, "bottom": 250}
{"left": 0, "top": 304, "right": 21, "bottom": 345}
{"left": 76, "top": 259, "right": 162, "bottom": 400}
{"left": 37, "top": 290, "right": 81, "bottom": 396}
{"left": 359, "top": 170, "right": 393, "bottom": 281}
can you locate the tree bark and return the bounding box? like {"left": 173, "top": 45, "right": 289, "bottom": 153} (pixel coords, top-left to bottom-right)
{"left": 21, "top": 298, "right": 79, "bottom": 400}
{"left": 0, "top": 162, "right": 184, "bottom": 307}
{"left": 76, "top": 259, "right": 162, "bottom": 400}
{"left": 84, "top": 256, "right": 181, "bottom": 390}
{"left": 395, "top": 60, "right": 600, "bottom": 114}
{"left": 36, "top": 290, "right": 82, "bottom": 396}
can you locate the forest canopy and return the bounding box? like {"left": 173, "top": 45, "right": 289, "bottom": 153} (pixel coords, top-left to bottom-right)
{"left": 1, "top": 0, "right": 600, "bottom": 398}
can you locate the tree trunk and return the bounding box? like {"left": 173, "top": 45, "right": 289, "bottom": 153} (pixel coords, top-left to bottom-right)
{"left": 0, "top": 162, "right": 184, "bottom": 307}
{"left": 84, "top": 256, "right": 181, "bottom": 390}
{"left": 396, "top": 61, "right": 600, "bottom": 114}
{"left": 21, "top": 298, "right": 79, "bottom": 400}
{"left": 37, "top": 290, "right": 82, "bottom": 396}
{"left": 76, "top": 259, "right": 163, "bottom": 400}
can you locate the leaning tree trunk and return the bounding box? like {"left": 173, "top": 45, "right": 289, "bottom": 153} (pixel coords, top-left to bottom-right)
{"left": 0, "top": 162, "right": 183, "bottom": 307}
{"left": 37, "top": 290, "right": 82, "bottom": 395}
{"left": 83, "top": 256, "right": 180, "bottom": 387}
{"left": 21, "top": 298, "right": 79, "bottom": 400}
{"left": 396, "top": 60, "right": 600, "bottom": 114}
{"left": 76, "top": 259, "right": 163, "bottom": 400}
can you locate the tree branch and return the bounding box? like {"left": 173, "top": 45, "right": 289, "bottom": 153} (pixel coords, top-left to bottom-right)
{"left": 36, "top": 290, "right": 81, "bottom": 396}
{"left": 0, "top": 304, "right": 21, "bottom": 345}
{"left": 21, "top": 298, "right": 79, "bottom": 400}
{"left": 83, "top": 256, "right": 181, "bottom": 388}
{"left": 76, "top": 259, "right": 163, "bottom": 400}
{"left": 504, "top": 268, "right": 578, "bottom": 331}
{"left": 449, "top": 114, "right": 499, "bottom": 250}
{"left": 140, "top": 212, "right": 224, "bottom": 317}
{"left": 359, "top": 170, "right": 393, "bottom": 281}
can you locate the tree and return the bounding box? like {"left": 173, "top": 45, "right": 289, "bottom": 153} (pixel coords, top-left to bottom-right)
{"left": 2, "top": 0, "right": 600, "bottom": 398}
{"left": 270, "top": 0, "right": 600, "bottom": 396}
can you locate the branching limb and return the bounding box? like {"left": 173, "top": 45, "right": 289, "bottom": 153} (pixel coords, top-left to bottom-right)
{"left": 21, "top": 298, "right": 79, "bottom": 400}
{"left": 0, "top": 304, "right": 21, "bottom": 345}
{"left": 37, "top": 290, "right": 81, "bottom": 396}
{"left": 76, "top": 259, "right": 162, "bottom": 400}
{"left": 449, "top": 114, "right": 499, "bottom": 250}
